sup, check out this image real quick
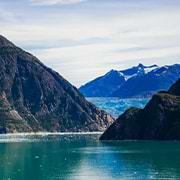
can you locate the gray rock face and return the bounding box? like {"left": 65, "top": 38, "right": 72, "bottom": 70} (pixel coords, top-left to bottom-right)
{"left": 100, "top": 79, "right": 180, "bottom": 140}
{"left": 0, "top": 35, "right": 114, "bottom": 133}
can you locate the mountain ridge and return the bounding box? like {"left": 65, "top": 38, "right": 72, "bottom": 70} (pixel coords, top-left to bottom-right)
{"left": 0, "top": 35, "right": 114, "bottom": 133}
{"left": 79, "top": 63, "right": 180, "bottom": 98}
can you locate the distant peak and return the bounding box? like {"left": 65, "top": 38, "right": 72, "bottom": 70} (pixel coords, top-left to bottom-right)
{"left": 138, "top": 63, "right": 144, "bottom": 68}
{"left": 0, "top": 35, "right": 16, "bottom": 48}
{"left": 107, "top": 69, "right": 118, "bottom": 74}
{"left": 104, "top": 69, "right": 124, "bottom": 78}
{"left": 137, "top": 63, "right": 158, "bottom": 69}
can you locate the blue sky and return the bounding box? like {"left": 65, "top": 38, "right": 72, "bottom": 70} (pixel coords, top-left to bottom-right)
{"left": 1, "top": 0, "right": 180, "bottom": 87}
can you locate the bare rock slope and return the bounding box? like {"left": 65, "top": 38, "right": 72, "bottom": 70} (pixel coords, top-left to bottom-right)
{"left": 0, "top": 35, "right": 113, "bottom": 133}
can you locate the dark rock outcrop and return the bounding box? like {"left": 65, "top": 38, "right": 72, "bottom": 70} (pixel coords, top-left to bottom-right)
{"left": 100, "top": 79, "right": 180, "bottom": 140}
{"left": 0, "top": 35, "right": 114, "bottom": 133}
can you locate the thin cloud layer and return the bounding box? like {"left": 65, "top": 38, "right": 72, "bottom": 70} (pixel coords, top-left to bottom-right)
{"left": 29, "top": 0, "right": 87, "bottom": 5}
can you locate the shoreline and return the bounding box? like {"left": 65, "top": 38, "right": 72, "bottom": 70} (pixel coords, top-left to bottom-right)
{"left": 0, "top": 131, "right": 103, "bottom": 136}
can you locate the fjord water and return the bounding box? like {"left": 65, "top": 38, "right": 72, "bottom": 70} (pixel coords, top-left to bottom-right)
{"left": 87, "top": 97, "right": 149, "bottom": 118}
{"left": 1, "top": 134, "right": 180, "bottom": 180}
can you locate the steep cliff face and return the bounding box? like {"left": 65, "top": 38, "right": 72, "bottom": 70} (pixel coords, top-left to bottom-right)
{"left": 0, "top": 35, "right": 114, "bottom": 133}
{"left": 100, "top": 79, "right": 180, "bottom": 140}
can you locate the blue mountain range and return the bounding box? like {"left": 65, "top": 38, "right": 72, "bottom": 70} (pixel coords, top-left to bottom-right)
{"left": 79, "top": 63, "right": 180, "bottom": 98}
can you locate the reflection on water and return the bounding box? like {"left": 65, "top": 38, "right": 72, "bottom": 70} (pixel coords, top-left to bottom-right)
{"left": 0, "top": 134, "right": 180, "bottom": 179}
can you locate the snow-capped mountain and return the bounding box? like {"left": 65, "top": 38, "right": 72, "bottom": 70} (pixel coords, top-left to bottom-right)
{"left": 79, "top": 69, "right": 125, "bottom": 97}
{"left": 120, "top": 63, "right": 158, "bottom": 80}
{"left": 79, "top": 63, "right": 180, "bottom": 98}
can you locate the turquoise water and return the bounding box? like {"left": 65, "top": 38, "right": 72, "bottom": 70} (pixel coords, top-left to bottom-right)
{"left": 87, "top": 97, "right": 149, "bottom": 118}
{"left": 1, "top": 134, "right": 180, "bottom": 180}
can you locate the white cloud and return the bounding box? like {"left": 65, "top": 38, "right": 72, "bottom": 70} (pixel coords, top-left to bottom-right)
{"left": 29, "top": 0, "right": 87, "bottom": 6}
{"left": 1, "top": 0, "right": 180, "bottom": 87}
{"left": 31, "top": 43, "right": 180, "bottom": 87}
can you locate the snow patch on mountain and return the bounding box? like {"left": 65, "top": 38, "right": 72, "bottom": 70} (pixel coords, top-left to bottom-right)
{"left": 144, "top": 65, "right": 159, "bottom": 74}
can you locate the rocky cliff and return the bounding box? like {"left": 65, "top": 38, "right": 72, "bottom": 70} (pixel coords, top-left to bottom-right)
{"left": 100, "top": 79, "right": 180, "bottom": 140}
{"left": 0, "top": 35, "right": 113, "bottom": 133}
